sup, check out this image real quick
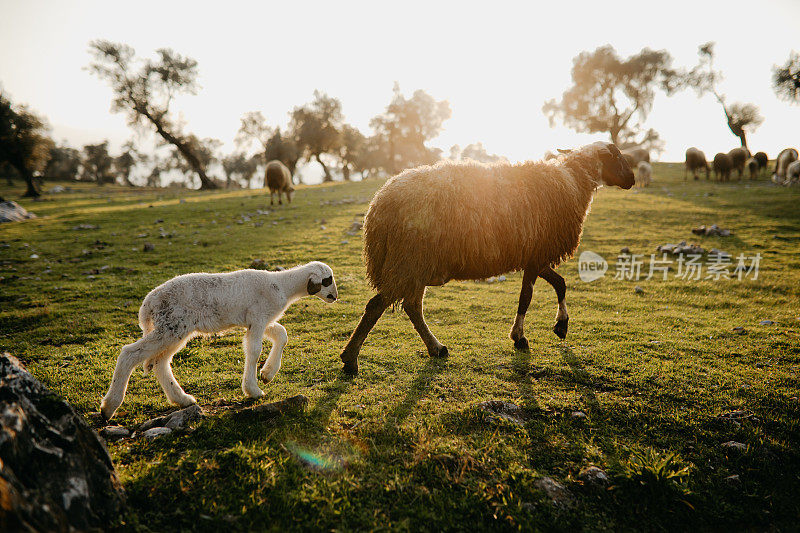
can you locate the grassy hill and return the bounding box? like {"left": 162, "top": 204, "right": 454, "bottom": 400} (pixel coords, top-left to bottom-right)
{"left": 1, "top": 163, "right": 799, "bottom": 531}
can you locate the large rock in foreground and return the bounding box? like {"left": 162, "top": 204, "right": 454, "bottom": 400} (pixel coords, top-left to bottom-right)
{"left": 0, "top": 199, "right": 36, "bottom": 223}
{"left": 0, "top": 353, "right": 125, "bottom": 531}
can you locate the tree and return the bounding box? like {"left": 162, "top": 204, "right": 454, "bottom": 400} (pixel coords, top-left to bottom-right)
{"left": 688, "top": 42, "right": 763, "bottom": 150}
{"left": 81, "top": 141, "right": 114, "bottom": 184}
{"left": 235, "top": 113, "right": 299, "bottom": 177}
{"left": 543, "top": 45, "right": 683, "bottom": 147}
{"left": 773, "top": 51, "right": 800, "bottom": 104}
{"left": 458, "top": 142, "right": 504, "bottom": 163}
{"left": 352, "top": 134, "right": 389, "bottom": 179}
{"left": 290, "top": 91, "right": 344, "bottom": 182}
{"left": 221, "top": 151, "right": 259, "bottom": 188}
{"left": 168, "top": 135, "right": 221, "bottom": 187}
{"left": 114, "top": 140, "right": 140, "bottom": 186}
{"left": 44, "top": 142, "right": 81, "bottom": 181}
{"left": 88, "top": 40, "right": 218, "bottom": 189}
{"left": 370, "top": 83, "right": 451, "bottom": 173}
{"left": 0, "top": 92, "right": 53, "bottom": 197}
{"left": 339, "top": 124, "right": 365, "bottom": 180}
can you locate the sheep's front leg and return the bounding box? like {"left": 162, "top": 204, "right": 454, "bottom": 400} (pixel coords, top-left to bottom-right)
{"left": 510, "top": 268, "right": 538, "bottom": 350}
{"left": 539, "top": 266, "right": 568, "bottom": 339}
{"left": 259, "top": 323, "right": 288, "bottom": 383}
{"left": 242, "top": 323, "right": 267, "bottom": 398}
{"left": 402, "top": 289, "right": 448, "bottom": 358}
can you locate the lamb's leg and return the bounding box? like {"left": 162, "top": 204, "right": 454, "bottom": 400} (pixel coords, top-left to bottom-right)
{"left": 510, "top": 267, "right": 538, "bottom": 351}
{"left": 340, "top": 293, "right": 389, "bottom": 375}
{"left": 100, "top": 333, "right": 170, "bottom": 420}
{"left": 403, "top": 289, "right": 448, "bottom": 358}
{"left": 259, "top": 323, "right": 288, "bottom": 384}
{"left": 152, "top": 338, "right": 196, "bottom": 407}
{"left": 539, "top": 266, "right": 568, "bottom": 339}
{"left": 242, "top": 323, "right": 267, "bottom": 398}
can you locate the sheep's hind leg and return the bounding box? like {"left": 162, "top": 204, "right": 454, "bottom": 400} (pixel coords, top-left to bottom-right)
{"left": 259, "top": 323, "right": 288, "bottom": 384}
{"left": 510, "top": 268, "right": 538, "bottom": 351}
{"left": 539, "top": 266, "right": 568, "bottom": 339}
{"left": 152, "top": 336, "right": 196, "bottom": 407}
{"left": 403, "top": 289, "right": 448, "bottom": 358}
{"left": 340, "top": 294, "right": 390, "bottom": 375}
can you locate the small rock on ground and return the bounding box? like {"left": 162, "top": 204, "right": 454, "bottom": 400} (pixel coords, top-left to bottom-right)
{"left": 721, "top": 441, "right": 747, "bottom": 452}
{"left": 534, "top": 477, "right": 575, "bottom": 510}
{"left": 578, "top": 466, "right": 609, "bottom": 486}
{"left": 143, "top": 427, "right": 172, "bottom": 440}
{"left": 759, "top": 320, "right": 775, "bottom": 325}
{"left": 100, "top": 426, "right": 131, "bottom": 440}
{"left": 138, "top": 403, "right": 204, "bottom": 432}
{"left": 478, "top": 400, "right": 531, "bottom": 425}
{"left": 732, "top": 327, "right": 747, "bottom": 335}
{"left": 142, "top": 242, "right": 155, "bottom": 252}
{"left": 634, "top": 286, "right": 644, "bottom": 294}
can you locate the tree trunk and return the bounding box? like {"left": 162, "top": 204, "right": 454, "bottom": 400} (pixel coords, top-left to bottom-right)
{"left": 142, "top": 110, "right": 217, "bottom": 190}
{"left": 17, "top": 164, "right": 39, "bottom": 198}
{"left": 342, "top": 164, "right": 351, "bottom": 181}
{"left": 123, "top": 172, "right": 135, "bottom": 187}
{"left": 316, "top": 154, "right": 333, "bottom": 182}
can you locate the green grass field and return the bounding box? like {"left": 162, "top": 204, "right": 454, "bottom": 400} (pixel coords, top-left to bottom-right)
{"left": 2, "top": 163, "right": 799, "bottom": 531}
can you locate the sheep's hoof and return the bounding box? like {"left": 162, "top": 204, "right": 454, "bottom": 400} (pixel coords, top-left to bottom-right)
{"left": 553, "top": 319, "right": 569, "bottom": 339}
{"left": 430, "top": 346, "right": 448, "bottom": 358}
{"left": 514, "top": 337, "right": 529, "bottom": 351}
{"left": 342, "top": 361, "right": 358, "bottom": 376}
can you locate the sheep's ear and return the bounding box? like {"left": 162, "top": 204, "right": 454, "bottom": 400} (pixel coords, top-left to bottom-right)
{"left": 307, "top": 278, "right": 321, "bottom": 295}
{"left": 557, "top": 148, "right": 572, "bottom": 154}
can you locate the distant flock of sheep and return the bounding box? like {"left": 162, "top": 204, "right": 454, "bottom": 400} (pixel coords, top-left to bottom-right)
{"left": 685, "top": 146, "right": 799, "bottom": 185}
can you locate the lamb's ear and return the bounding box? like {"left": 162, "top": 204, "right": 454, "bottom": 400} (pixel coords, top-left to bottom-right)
{"left": 307, "top": 278, "right": 321, "bottom": 295}
{"left": 557, "top": 148, "right": 572, "bottom": 154}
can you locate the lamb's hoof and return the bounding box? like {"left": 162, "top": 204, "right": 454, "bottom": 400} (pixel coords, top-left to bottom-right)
{"left": 553, "top": 319, "right": 569, "bottom": 339}
{"left": 342, "top": 360, "right": 358, "bottom": 376}
{"left": 514, "top": 337, "right": 529, "bottom": 351}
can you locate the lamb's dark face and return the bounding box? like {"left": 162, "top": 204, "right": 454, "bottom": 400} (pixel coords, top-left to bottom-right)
{"left": 597, "top": 143, "right": 635, "bottom": 189}
{"left": 306, "top": 264, "right": 338, "bottom": 303}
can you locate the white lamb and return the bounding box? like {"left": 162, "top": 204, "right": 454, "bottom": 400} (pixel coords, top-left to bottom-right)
{"left": 637, "top": 160, "right": 652, "bottom": 187}
{"left": 100, "top": 261, "right": 338, "bottom": 420}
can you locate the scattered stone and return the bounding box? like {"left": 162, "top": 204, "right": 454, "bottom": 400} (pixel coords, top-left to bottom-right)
{"left": 725, "top": 474, "right": 741, "bottom": 485}
{"left": 0, "top": 200, "right": 37, "bottom": 223}
{"left": 578, "top": 466, "right": 609, "bottom": 486}
{"left": 275, "top": 266, "right": 285, "bottom": 271}
{"left": 249, "top": 259, "right": 268, "bottom": 270}
{"left": 154, "top": 218, "right": 164, "bottom": 224}
{"left": 345, "top": 220, "right": 364, "bottom": 236}
{"left": 477, "top": 400, "right": 532, "bottom": 425}
{"left": 70, "top": 223, "right": 98, "bottom": 231}
{"left": 0, "top": 353, "right": 124, "bottom": 530}
{"left": 29, "top": 253, "right": 39, "bottom": 259}
{"left": 732, "top": 327, "right": 747, "bottom": 335}
{"left": 692, "top": 224, "right": 733, "bottom": 237}
{"left": 232, "top": 394, "right": 308, "bottom": 420}
{"left": 619, "top": 246, "right": 631, "bottom": 254}
{"left": 534, "top": 477, "right": 575, "bottom": 510}
{"left": 99, "top": 426, "right": 131, "bottom": 440}
{"left": 721, "top": 441, "right": 747, "bottom": 452}
{"left": 49, "top": 185, "right": 66, "bottom": 193}
{"left": 571, "top": 411, "right": 587, "bottom": 419}
{"left": 657, "top": 241, "right": 705, "bottom": 255}
{"left": 497, "top": 275, "right": 507, "bottom": 282}
{"left": 142, "top": 427, "right": 172, "bottom": 440}
{"left": 138, "top": 404, "right": 204, "bottom": 432}
{"left": 759, "top": 320, "right": 775, "bottom": 326}
{"left": 142, "top": 242, "right": 155, "bottom": 252}
{"left": 634, "top": 286, "right": 644, "bottom": 294}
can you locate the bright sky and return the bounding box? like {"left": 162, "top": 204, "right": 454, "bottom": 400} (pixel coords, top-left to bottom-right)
{"left": 2, "top": 0, "right": 799, "bottom": 175}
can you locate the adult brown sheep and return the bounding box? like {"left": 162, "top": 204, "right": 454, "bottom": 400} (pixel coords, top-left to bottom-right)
{"left": 773, "top": 148, "right": 799, "bottom": 184}
{"left": 746, "top": 157, "right": 759, "bottom": 180}
{"left": 754, "top": 151, "right": 768, "bottom": 174}
{"left": 338, "top": 142, "right": 635, "bottom": 375}
{"left": 265, "top": 160, "right": 294, "bottom": 205}
{"left": 713, "top": 153, "right": 733, "bottom": 181}
{"left": 684, "top": 147, "right": 709, "bottom": 180}
{"left": 728, "top": 148, "right": 748, "bottom": 180}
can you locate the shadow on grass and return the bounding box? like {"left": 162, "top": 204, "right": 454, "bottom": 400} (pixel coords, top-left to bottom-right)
{"left": 384, "top": 356, "right": 448, "bottom": 428}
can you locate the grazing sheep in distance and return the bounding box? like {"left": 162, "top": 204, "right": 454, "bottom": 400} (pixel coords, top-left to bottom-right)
{"left": 728, "top": 148, "right": 748, "bottom": 180}
{"left": 100, "top": 262, "right": 339, "bottom": 420}
{"left": 684, "top": 147, "right": 710, "bottom": 180}
{"left": 637, "top": 161, "right": 652, "bottom": 187}
{"left": 338, "top": 142, "right": 635, "bottom": 375}
{"left": 754, "top": 151, "right": 768, "bottom": 175}
{"left": 773, "top": 148, "right": 799, "bottom": 184}
{"left": 622, "top": 148, "right": 650, "bottom": 167}
{"left": 713, "top": 152, "right": 733, "bottom": 182}
{"left": 745, "top": 157, "right": 759, "bottom": 180}
{"left": 786, "top": 160, "right": 800, "bottom": 185}
{"left": 265, "top": 160, "right": 295, "bottom": 205}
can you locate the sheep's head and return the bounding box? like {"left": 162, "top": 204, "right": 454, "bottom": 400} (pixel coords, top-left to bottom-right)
{"left": 593, "top": 142, "right": 635, "bottom": 189}
{"left": 306, "top": 261, "right": 338, "bottom": 303}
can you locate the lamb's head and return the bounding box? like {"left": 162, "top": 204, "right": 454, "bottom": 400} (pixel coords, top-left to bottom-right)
{"left": 591, "top": 142, "right": 635, "bottom": 189}
{"left": 305, "top": 261, "right": 338, "bottom": 302}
